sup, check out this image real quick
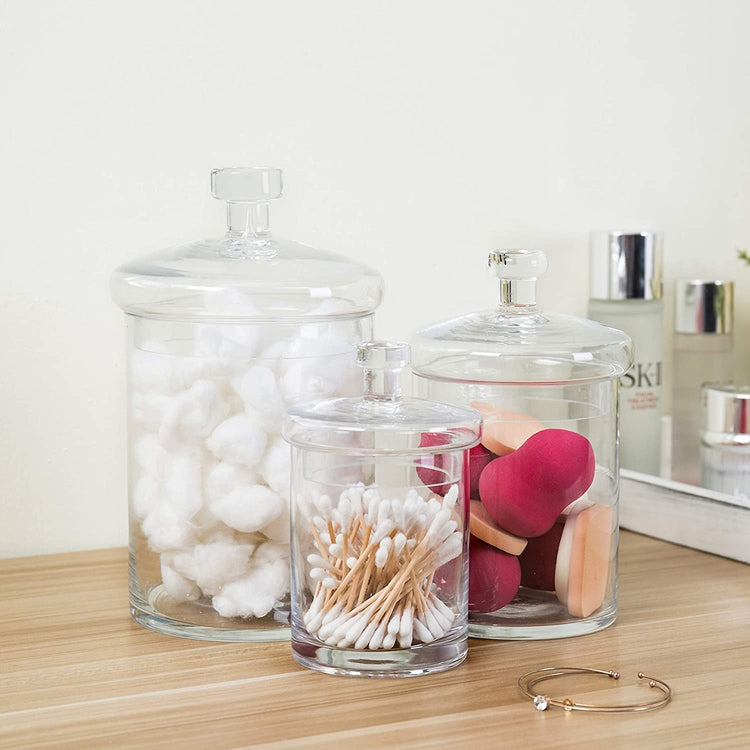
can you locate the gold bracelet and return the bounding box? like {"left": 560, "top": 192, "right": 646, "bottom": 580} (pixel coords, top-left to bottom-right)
{"left": 518, "top": 666, "right": 672, "bottom": 713}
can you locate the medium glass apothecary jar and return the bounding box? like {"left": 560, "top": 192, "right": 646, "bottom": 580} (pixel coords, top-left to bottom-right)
{"left": 411, "top": 250, "right": 632, "bottom": 639}
{"left": 283, "top": 342, "right": 481, "bottom": 676}
{"left": 111, "top": 167, "right": 383, "bottom": 641}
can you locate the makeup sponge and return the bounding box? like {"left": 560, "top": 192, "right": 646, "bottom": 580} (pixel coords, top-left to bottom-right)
{"left": 555, "top": 503, "right": 614, "bottom": 618}
{"left": 416, "top": 433, "right": 453, "bottom": 496}
{"left": 469, "top": 499, "right": 527, "bottom": 556}
{"left": 478, "top": 429, "right": 595, "bottom": 538}
{"left": 468, "top": 536, "right": 522, "bottom": 613}
{"left": 519, "top": 520, "right": 565, "bottom": 590}
{"left": 470, "top": 402, "right": 545, "bottom": 456}
{"left": 468, "top": 443, "right": 496, "bottom": 497}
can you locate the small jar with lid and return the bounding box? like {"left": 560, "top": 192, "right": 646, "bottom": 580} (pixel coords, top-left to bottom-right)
{"left": 283, "top": 342, "right": 481, "bottom": 676}
{"left": 111, "top": 167, "right": 383, "bottom": 641}
{"left": 700, "top": 384, "right": 750, "bottom": 499}
{"left": 411, "top": 250, "right": 632, "bottom": 639}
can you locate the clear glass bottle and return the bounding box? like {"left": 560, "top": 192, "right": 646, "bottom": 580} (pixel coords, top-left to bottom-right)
{"left": 412, "top": 250, "right": 632, "bottom": 639}
{"left": 672, "top": 280, "right": 734, "bottom": 485}
{"left": 588, "top": 231, "right": 663, "bottom": 476}
{"left": 283, "top": 342, "right": 481, "bottom": 676}
{"left": 111, "top": 167, "right": 383, "bottom": 641}
{"left": 700, "top": 384, "right": 750, "bottom": 499}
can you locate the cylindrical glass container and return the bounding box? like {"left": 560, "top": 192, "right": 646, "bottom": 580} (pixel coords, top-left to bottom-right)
{"left": 412, "top": 250, "right": 632, "bottom": 640}
{"left": 700, "top": 384, "right": 750, "bottom": 499}
{"left": 672, "top": 280, "right": 734, "bottom": 485}
{"left": 283, "top": 342, "right": 481, "bottom": 676}
{"left": 588, "top": 230, "right": 663, "bottom": 476}
{"left": 111, "top": 168, "right": 383, "bottom": 641}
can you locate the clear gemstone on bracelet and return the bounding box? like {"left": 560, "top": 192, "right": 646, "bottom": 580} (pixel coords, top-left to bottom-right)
{"left": 533, "top": 695, "right": 549, "bottom": 711}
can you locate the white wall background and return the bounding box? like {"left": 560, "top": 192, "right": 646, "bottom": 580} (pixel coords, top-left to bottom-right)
{"left": 2, "top": 0, "right": 749, "bottom": 557}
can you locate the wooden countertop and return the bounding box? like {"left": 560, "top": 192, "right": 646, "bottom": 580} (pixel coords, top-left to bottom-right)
{"left": 1, "top": 531, "right": 749, "bottom": 749}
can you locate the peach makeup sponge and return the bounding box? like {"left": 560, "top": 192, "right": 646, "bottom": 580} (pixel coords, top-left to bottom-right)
{"left": 469, "top": 499, "right": 527, "bottom": 556}
{"left": 470, "top": 401, "right": 545, "bottom": 456}
{"left": 478, "top": 429, "right": 595, "bottom": 538}
{"left": 468, "top": 536, "right": 521, "bottom": 613}
{"left": 555, "top": 503, "right": 614, "bottom": 618}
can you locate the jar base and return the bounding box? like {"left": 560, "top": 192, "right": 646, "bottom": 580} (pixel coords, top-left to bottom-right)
{"left": 130, "top": 587, "right": 291, "bottom": 642}
{"left": 469, "top": 600, "right": 616, "bottom": 640}
{"left": 291, "top": 633, "right": 467, "bottom": 677}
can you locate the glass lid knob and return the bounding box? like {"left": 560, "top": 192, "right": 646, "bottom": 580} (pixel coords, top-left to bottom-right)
{"left": 357, "top": 341, "right": 410, "bottom": 400}
{"left": 210, "top": 167, "right": 283, "bottom": 250}
{"left": 488, "top": 249, "right": 548, "bottom": 307}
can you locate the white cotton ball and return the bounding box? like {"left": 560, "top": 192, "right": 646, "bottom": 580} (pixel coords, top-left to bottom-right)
{"left": 209, "top": 484, "right": 284, "bottom": 534}
{"left": 131, "top": 392, "right": 171, "bottom": 432}
{"left": 211, "top": 550, "right": 290, "bottom": 618}
{"left": 171, "top": 534, "right": 256, "bottom": 597}
{"left": 133, "top": 434, "right": 168, "bottom": 475}
{"left": 159, "top": 380, "right": 229, "bottom": 445}
{"left": 160, "top": 555, "right": 201, "bottom": 602}
{"left": 232, "top": 366, "right": 285, "bottom": 432}
{"left": 206, "top": 415, "right": 267, "bottom": 468}
{"left": 253, "top": 540, "right": 290, "bottom": 564}
{"left": 161, "top": 447, "right": 203, "bottom": 518}
{"left": 260, "top": 501, "right": 290, "bottom": 543}
{"left": 258, "top": 436, "right": 291, "bottom": 499}
{"left": 195, "top": 321, "right": 262, "bottom": 371}
{"left": 132, "top": 475, "right": 161, "bottom": 519}
{"left": 205, "top": 461, "right": 258, "bottom": 504}
{"left": 130, "top": 344, "right": 185, "bottom": 394}
{"left": 141, "top": 503, "right": 195, "bottom": 552}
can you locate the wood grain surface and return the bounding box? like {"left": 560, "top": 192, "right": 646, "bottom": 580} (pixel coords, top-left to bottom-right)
{"left": 1, "top": 532, "right": 749, "bottom": 749}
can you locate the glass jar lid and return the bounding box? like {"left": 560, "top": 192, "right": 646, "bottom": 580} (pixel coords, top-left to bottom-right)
{"left": 111, "top": 167, "right": 383, "bottom": 322}
{"left": 411, "top": 249, "right": 633, "bottom": 385}
{"left": 283, "top": 342, "right": 482, "bottom": 454}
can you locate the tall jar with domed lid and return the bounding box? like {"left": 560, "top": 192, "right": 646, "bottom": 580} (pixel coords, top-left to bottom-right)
{"left": 111, "top": 167, "right": 383, "bottom": 641}
{"left": 411, "top": 250, "right": 632, "bottom": 639}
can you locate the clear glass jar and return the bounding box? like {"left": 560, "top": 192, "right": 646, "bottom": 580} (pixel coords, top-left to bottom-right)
{"left": 111, "top": 168, "right": 383, "bottom": 641}
{"left": 411, "top": 250, "right": 632, "bottom": 639}
{"left": 283, "top": 342, "right": 481, "bottom": 676}
{"left": 700, "top": 383, "right": 750, "bottom": 499}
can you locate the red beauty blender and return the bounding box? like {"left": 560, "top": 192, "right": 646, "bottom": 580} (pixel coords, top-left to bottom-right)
{"left": 468, "top": 536, "right": 521, "bottom": 613}
{"left": 519, "top": 520, "right": 565, "bottom": 590}
{"left": 416, "top": 432, "right": 452, "bottom": 496}
{"left": 468, "top": 443, "right": 496, "bottom": 497}
{"left": 478, "top": 429, "right": 595, "bottom": 538}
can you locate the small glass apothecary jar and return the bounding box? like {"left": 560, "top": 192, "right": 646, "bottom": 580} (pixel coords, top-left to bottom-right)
{"left": 411, "top": 250, "right": 632, "bottom": 639}
{"left": 701, "top": 383, "right": 750, "bottom": 499}
{"left": 111, "top": 167, "right": 383, "bottom": 641}
{"left": 283, "top": 342, "right": 481, "bottom": 676}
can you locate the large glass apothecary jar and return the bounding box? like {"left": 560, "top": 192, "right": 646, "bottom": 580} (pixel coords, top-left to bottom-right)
{"left": 411, "top": 250, "right": 632, "bottom": 639}
{"left": 111, "top": 168, "right": 383, "bottom": 641}
{"left": 283, "top": 342, "right": 481, "bottom": 676}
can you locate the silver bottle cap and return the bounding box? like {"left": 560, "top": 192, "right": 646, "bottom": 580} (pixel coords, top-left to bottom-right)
{"left": 702, "top": 384, "right": 750, "bottom": 437}
{"left": 675, "top": 280, "right": 734, "bottom": 334}
{"left": 589, "top": 231, "right": 663, "bottom": 301}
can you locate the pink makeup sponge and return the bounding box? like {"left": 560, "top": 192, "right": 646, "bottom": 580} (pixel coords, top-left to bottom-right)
{"left": 469, "top": 443, "right": 496, "bottom": 497}
{"left": 519, "top": 520, "right": 565, "bottom": 590}
{"left": 468, "top": 536, "right": 522, "bottom": 613}
{"left": 416, "top": 432, "right": 452, "bottom": 496}
{"left": 478, "top": 429, "right": 595, "bottom": 538}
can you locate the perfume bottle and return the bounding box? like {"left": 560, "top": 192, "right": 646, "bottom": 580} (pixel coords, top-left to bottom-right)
{"left": 672, "top": 280, "right": 734, "bottom": 485}
{"left": 588, "top": 231, "right": 663, "bottom": 476}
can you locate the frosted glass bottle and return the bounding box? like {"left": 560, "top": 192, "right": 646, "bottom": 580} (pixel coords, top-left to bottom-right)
{"left": 588, "top": 232, "right": 663, "bottom": 476}
{"left": 672, "top": 280, "right": 734, "bottom": 485}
